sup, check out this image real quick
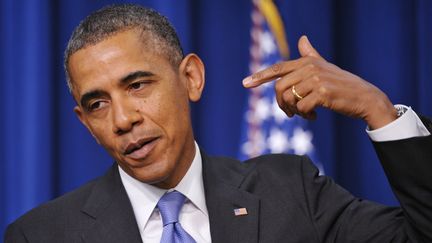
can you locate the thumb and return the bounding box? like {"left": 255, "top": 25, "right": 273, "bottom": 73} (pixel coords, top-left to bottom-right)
{"left": 298, "top": 35, "right": 323, "bottom": 59}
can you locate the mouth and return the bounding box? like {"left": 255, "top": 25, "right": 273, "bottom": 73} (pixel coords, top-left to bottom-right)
{"left": 124, "top": 137, "right": 159, "bottom": 160}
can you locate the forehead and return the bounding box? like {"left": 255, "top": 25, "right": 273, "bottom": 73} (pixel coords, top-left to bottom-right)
{"left": 68, "top": 30, "right": 172, "bottom": 97}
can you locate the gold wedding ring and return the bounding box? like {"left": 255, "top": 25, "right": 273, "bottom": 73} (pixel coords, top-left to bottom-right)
{"left": 291, "top": 85, "right": 303, "bottom": 100}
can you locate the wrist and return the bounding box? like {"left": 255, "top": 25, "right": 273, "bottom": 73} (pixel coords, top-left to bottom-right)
{"left": 364, "top": 97, "right": 398, "bottom": 130}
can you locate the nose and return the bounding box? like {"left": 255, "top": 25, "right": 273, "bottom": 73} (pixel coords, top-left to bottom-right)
{"left": 111, "top": 97, "right": 142, "bottom": 135}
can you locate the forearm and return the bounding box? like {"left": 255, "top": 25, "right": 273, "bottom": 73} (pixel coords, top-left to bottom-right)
{"left": 372, "top": 123, "right": 432, "bottom": 242}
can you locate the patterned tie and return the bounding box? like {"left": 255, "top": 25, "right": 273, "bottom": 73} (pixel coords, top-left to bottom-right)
{"left": 157, "top": 190, "right": 197, "bottom": 243}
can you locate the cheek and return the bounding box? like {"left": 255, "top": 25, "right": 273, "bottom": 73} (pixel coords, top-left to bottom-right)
{"left": 86, "top": 119, "right": 117, "bottom": 148}
{"left": 165, "top": 89, "right": 190, "bottom": 122}
{"left": 138, "top": 93, "right": 164, "bottom": 121}
{"left": 143, "top": 86, "right": 190, "bottom": 132}
{"left": 94, "top": 127, "right": 111, "bottom": 139}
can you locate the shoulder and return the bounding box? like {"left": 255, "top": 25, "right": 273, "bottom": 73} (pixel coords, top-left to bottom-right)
{"left": 209, "top": 153, "right": 306, "bottom": 169}
{"left": 246, "top": 154, "right": 320, "bottom": 183}
{"left": 244, "top": 153, "right": 306, "bottom": 169}
{"left": 207, "top": 153, "right": 318, "bottom": 185}
{"left": 7, "top": 177, "right": 98, "bottom": 232}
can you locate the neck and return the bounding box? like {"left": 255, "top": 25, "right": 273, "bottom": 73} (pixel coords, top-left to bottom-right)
{"left": 154, "top": 138, "right": 196, "bottom": 189}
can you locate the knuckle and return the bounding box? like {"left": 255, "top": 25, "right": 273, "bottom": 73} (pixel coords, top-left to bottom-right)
{"left": 251, "top": 72, "right": 263, "bottom": 81}
{"left": 296, "top": 102, "right": 304, "bottom": 112}
{"left": 297, "top": 102, "right": 309, "bottom": 113}
{"left": 296, "top": 98, "right": 304, "bottom": 107}
{"left": 306, "top": 63, "right": 316, "bottom": 70}
{"left": 312, "top": 61, "right": 323, "bottom": 71}
{"left": 282, "top": 91, "right": 295, "bottom": 106}
{"left": 271, "top": 63, "right": 282, "bottom": 73}
{"left": 312, "top": 74, "right": 321, "bottom": 83}
{"left": 274, "top": 81, "right": 283, "bottom": 93}
{"left": 318, "top": 86, "right": 328, "bottom": 96}
{"left": 309, "top": 58, "right": 322, "bottom": 67}
{"left": 282, "top": 90, "right": 290, "bottom": 102}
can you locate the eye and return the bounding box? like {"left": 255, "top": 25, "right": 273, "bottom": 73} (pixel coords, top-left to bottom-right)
{"left": 87, "top": 100, "right": 107, "bottom": 112}
{"left": 129, "top": 81, "right": 148, "bottom": 91}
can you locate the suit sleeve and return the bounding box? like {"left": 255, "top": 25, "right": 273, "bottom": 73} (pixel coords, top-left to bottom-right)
{"left": 300, "top": 156, "right": 408, "bottom": 242}
{"left": 372, "top": 116, "right": 432, "bottom": 242}
{"left": 300, "top": 117, "right": 432, "bottom": 242}
{"left": 4, "top": 222, "right": 29, "bottom": 243}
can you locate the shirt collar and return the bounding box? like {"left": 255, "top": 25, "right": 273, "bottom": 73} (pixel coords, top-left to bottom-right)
{"left": 118, "top": 142, "right": 207, "bottom": 233}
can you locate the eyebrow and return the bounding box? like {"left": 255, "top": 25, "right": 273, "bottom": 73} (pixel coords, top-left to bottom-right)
{"left": 79, "top": 71, "right": 155, "bottom": 108}
{"left": 80, "top": 89, "right": 107, "bottom": 108}
{"left": 120, "top": 70, "right": 155, "bottom": 85}
{"left": 79, "top": 71, "right": 156, "bottom": 108}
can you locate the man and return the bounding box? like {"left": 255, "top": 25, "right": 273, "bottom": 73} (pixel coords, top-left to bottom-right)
{"left": 5, "top": 4, "right": 432, "bottom": 243}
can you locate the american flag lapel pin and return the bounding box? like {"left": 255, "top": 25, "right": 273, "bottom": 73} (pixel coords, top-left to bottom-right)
{"left": 234, "top": 207, "right": 248, "bottom": 216}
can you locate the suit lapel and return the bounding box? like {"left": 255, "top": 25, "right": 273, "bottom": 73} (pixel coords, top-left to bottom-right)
{"left": 79, "top": 152, "right": 261, "bottom": 243}
{"left": 202, "top": 152, "right": 260, "bottom": 243}
{"left": 80, "top": 164, "right": 142, "bottom": 243}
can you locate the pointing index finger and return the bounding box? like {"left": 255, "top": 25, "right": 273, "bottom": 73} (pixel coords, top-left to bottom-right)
{"left": 242, "top": 59, "right": 301, "bottom": 88}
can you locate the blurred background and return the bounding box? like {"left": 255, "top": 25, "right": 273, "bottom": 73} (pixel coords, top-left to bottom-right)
{"left": 1, "top": 0, "right": 431, "bottom": 238}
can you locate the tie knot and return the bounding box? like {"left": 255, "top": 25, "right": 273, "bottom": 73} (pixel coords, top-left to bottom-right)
{"left": 157, "top": 190, "right": 186, "bottom": 226}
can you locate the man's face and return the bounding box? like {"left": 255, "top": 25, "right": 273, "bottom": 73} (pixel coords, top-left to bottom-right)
{"left": 68, "top": 29, "right": 204, "bottom": 188}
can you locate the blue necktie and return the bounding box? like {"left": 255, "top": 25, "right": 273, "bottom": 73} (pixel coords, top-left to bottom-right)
{"left": 157, "top": 191, "right": 197, "bottom": 243}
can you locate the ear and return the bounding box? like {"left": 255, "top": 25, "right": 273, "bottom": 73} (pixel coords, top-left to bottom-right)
{"left": 178, "top": 53, "right": 205, "bottom": 102}
{"left": 74, "top": 106, "right": 101, "bottom": 144}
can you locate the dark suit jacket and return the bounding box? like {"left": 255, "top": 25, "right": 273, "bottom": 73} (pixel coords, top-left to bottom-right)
{"left": 5, "top": 120, "right": 432, "bottom": 242}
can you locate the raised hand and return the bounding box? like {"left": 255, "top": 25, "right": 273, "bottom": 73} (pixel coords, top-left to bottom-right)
{"left": 242, "top": 35, "right": 397, "bottom": 129}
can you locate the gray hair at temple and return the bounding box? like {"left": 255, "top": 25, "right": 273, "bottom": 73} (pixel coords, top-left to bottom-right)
{"left": 64, "top": 4, "right": 184, "bottom": 93}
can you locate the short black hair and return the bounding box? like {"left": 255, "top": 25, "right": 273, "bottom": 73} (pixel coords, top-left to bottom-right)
{"left": 64, "top": 4, "right": 184, "bottom": 92}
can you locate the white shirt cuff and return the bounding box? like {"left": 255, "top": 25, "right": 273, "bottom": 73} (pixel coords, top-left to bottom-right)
{"left": 366, "top": 105, "right": 431, "bottom": 142}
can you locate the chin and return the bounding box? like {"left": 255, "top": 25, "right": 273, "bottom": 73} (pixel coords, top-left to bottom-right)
{"left": 130, "top": 161, "right": 174, "bottom": 185}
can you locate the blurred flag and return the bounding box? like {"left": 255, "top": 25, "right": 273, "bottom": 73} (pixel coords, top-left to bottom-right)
{"left": 239, "top": 0, "right": 324, "bottom": 174}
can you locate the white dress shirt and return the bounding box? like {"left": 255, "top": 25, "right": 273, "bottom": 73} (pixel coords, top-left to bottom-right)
{"left": 366, "top": 105, "right": 430, "bottom": 141}
{"left": 119, "top": 105, "right": 430, "bottom": 243}
{"left": 119, "top": 142, "right": 211, "bottom": 243}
